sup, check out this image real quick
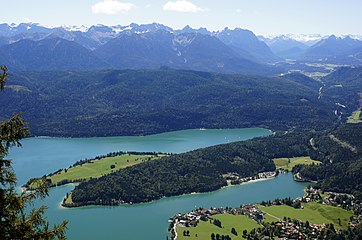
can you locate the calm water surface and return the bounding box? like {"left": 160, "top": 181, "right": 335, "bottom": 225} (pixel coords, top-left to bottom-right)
{"left": 9, "top": 128, "right": 308, "bottom": 240}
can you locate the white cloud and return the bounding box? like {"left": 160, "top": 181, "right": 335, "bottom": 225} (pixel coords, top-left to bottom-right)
{"left": 92, "top": 0, "right": 135, "bottom": 15}
{"left": 163, "top": 0, "right": 204, "bottom": 13}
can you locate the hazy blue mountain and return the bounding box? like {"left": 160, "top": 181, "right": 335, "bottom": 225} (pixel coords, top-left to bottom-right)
{"left": 94, "top": 30, "right": 271, "bottom": 74}
{"left": 0, "top": 23, "right": 51, "bottom": 37}
{"left": 260, "top": 35, "right": 308, "bottom": 59}
{"left": 1, "top": 22, "right": 361, "bottom": 71}
{"left": 0, "top": 36, "right": 8, "bottom": 47}
{"left": 215, "top": 28, "right": 280, "bottom": 63}
{"left": 303, "top": 35, "right": 362, "bottom": 63}
{"left": 339, "top": 47, "right": 362, "bottom": 64}
{"left": 94, "top": 30, "right": 179, "bottom": 69}
{"left": 176, "top": 25, "right": 210, "bottom": 35}
{"left": 276, "top": 47, "right": 307, "bottom": 60}
{"left": 262, "top": 35, "right": 308, "bottom": 52}
{"left": 126, "top": 22, "right": 173, "bottom": 33}
{"left": 0, "top": 37, "right": 109, "bottom": 71}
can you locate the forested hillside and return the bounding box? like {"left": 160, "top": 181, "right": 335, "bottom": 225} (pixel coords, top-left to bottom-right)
{"left": 0, "top": 69, "right": 336, "bottom": 137}
{"left": 321, "top": 67, "right": 362, "bottom": 116}
{"left": 295, "top": 123, "right": 362, "bottom": 200}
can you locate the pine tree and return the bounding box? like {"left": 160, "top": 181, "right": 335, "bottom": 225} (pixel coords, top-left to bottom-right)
{"left": 0, "top": 66, "right": 68, "bottom": 239}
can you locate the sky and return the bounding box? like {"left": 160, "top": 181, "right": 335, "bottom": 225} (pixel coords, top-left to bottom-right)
{"left": 2, "top": 0, "right": 362, "bottom": 35}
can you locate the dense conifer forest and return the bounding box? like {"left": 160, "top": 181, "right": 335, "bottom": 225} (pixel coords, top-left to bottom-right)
{"left": 295, "top": 123, "right": 362, "bottom": 200}
{"left": 0, "top": 69, "right": 339, "bottom": 137}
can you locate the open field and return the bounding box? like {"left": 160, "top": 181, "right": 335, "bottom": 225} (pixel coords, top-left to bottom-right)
{"left": 304, "top": 72, "right": 330, "bottom": 78}
{"left": 63, "top": 192, "right": 73, "bottom": 205}
{"left": 273, "top": 156, "right": 321, "bottom": 171}
{"left": 48, "top": 154, "right": 164, "bottom": 186}
{"left": 176, "top": 214, "right": 261, "bottom": 240}
{"left": 260, "top": 202, "right": 353, "bottom": 230}
{"left": 304, "top": 63, "right": 340, "bottom": 70}
{"left": 347, "top": 110, "right": 362, "bottom": 123}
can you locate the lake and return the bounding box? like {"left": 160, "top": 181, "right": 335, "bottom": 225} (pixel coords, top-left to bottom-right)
{"left": 9, "top": 128, "right": 308, "bottom": 240}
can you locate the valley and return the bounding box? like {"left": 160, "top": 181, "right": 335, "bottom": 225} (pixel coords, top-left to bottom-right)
{"left": 1, "top": 11, "right": 362, "bottom": 240}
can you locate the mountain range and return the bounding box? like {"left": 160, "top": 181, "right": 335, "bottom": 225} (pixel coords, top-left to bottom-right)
{"left": 0, "top": 22, "right": 362, "bottom": 73}
{"left": 260, "top": 34, "right": 362, "bottom": 64}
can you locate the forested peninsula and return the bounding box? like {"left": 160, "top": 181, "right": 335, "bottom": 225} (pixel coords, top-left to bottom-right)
{"left": 66, "top": 130, "right": 309, "bottom": 207}
{"left": 61, "top": 122, "right": 362, "bottom": 207}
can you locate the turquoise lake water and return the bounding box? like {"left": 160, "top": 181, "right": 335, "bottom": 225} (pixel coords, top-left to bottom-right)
{"left": 9, "top": 128, "right": 308, "bottom": 240}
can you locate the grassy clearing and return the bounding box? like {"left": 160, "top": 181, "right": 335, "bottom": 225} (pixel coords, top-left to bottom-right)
{"left": 260, "top": 202, "right": 353, "bottom": 230}
{"left": 304, "top": 63, "right": 340, "bottom": 70}
{"left": 63, "top": 192, "right": 73, "bottom": 205}
{"left": 304, "top": 72, "right": 330, "bottom": 78}
{"left": 48, "top": 154, "right": 164, "bottom": 186}
{"left": 176, "top": 214, "right": 261, "bottom": 240}
{"left": 273, "top": 156, "right": 321, "bottom": 171}
{"left": 347, "top": 110, "right": 362, "bottom": 124}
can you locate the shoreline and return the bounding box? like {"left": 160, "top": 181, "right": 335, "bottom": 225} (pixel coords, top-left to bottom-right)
{"left": 24, "top": 127, "right": 272, "bottom": 140}
{"left": 61, "top": 172, "right": 277, "bottom": 209}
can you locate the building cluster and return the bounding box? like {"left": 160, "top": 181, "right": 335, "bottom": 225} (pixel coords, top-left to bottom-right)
{"left": 223, "top": 171, "right": 276, "bottom": 185}
{"left": 267, "top": 219, "right": 327, "bottom": 239}
{"left": 170, "top": 187, "right": 362, "bottom": 239}
{"left": 172, "top": 204, "right": 264, "bottom": 228}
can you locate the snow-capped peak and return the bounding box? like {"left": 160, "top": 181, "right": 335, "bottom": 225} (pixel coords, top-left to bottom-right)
{"left": 62, "top": 25, "right": 89, "bottom": 32}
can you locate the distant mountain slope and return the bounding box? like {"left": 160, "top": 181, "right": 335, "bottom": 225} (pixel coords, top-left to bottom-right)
{"left": 215, "top": 28, "right": 280, "bottom": 63}
{"left": 0, "top": 36, "right": 7, "bottom": 46}
{"left": 260, "top": 35, "right": 308, "bottom": 59}
{"left": 306, "top": 36, "right": 362, "bottom": 57}
{"left": 0, "top": 23, "right": 280, "bottom": 70}
{"left": 94, "top": 30, "right": 269, "bottom": 74}
{"left": 321, "top": 67, "right": 362, "bottom": 115}
{"left": 0, "top": 38, "right": 109, "bottom": 71}
{"left": 0, "top": 69, "right": 336, "bottom": 137}
{"left": 0, "top": 23, "right": 51, "bottom": 37}
{"left": 265, "top": 36, "right": 308, "bottom": 53}
{"left": 303, "top": 36, "right": 362, "bottom": 64}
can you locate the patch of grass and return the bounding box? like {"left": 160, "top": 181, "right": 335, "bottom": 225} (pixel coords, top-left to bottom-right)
{"left": 48, "top": 154, "right": 164, "bottom": 185}
{"left": 176, "top": 214, "right": 261, "bottom": 240}
{"left": 260, "top": 202, "right": 353, "bottom": 230}
{"left": 64, "top": 192, "right": 73, "bottom": 205}
{"left": 273, "top": 156, "right": 321, "bottom": 171}
{"left": 304, "top": 72, "right": 330, "bottom": 78}
{"left": 347, "top": 110, "right": 361, "bottom": 124}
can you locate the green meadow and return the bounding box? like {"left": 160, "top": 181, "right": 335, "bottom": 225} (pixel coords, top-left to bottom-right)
{"left": 260, "top": 202, "right": 353, "bottom": 230}
{"left": 176, "top": 214, "right": 261, "bottom": 240}
{"left": 347, "top": 110, "right": 361, "bottom": 123}
{"left": 49, "top": 154, "right": 163, "bottom": 185}
{"left": 273, "top": 156, "right": 321, "bottom": 171}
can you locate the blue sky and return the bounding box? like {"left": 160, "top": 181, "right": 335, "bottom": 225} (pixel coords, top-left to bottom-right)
{"left": 3, "top": 0, "right": 362, "bottom": 35}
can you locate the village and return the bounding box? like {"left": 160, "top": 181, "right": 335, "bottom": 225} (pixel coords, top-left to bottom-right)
{"left": 172, "top": 204, "right": 264, "bottom": 229}
{"left": 169, "top": 186, "right": 362, "bottom": 239}
{"left": 223, "top": 171, "right": 276, "bottom": 185}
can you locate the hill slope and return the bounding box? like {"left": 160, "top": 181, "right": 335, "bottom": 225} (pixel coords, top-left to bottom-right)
{"left": 0, "top": 69, "right": 336, "bottom": 137}
{"left": 0, "top": 38, "right": 109, "bottom": 71}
